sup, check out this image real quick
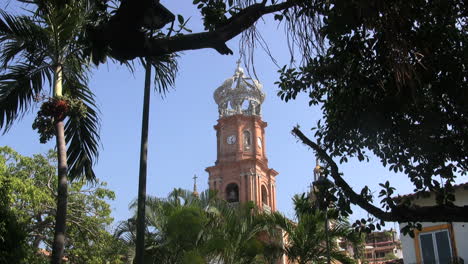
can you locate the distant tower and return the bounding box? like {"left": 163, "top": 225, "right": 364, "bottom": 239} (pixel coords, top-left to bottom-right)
{"left": 192, "top": 174, "right": 199, "bottom": 198}
{"left": 205, "top": 62, "right": 278, "bottom": 212}
{"left": 310, "top": 158, "right": 323, "bottom": 202}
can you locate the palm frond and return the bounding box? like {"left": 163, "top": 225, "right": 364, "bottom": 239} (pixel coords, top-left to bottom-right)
{"left": 0, "top": 9, "right": 53, "bottom": 133}
{"left": 114, "top": 218, "right": 137, "bottom": 243}
{"left": 147, "top": 54, "right": 179, "bottom": 96}
{"left": 0, "top": 62, "right": 51, "bottom": 132}
{"left": 49, "top": 2, "right": 93, "bottom": 53}
{"left": 0, "top": 10, "right": 51, "bottom": 69}
{"left": 63, "top": 63, "right": 100, "bottom": 182}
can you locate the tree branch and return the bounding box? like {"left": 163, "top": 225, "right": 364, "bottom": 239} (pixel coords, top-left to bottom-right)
{"left": 101, "top": 0, "right": 299, "bottom": 61}
{"left": 292, "top": 127, "right": 468, "bottom": 222}
{"left": 147, "top": 1, "right": 297, "bottom": 56}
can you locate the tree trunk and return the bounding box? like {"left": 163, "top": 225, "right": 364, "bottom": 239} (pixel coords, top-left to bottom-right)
{"left": 324, "top": 209, "right": 331, "bottom": 264}
{"left": 135, "top": 59, "right": 152, "bottom": 264}
{"left": 51, "top": 64, "right": 69, "bottom": 264}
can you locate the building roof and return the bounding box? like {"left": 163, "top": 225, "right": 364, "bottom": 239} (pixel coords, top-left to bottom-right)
{"left": 393, "top": 182, "right": 468, "bottom": 202}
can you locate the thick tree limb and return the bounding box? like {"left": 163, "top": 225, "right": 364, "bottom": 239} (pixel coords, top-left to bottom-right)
{"left": 148, "top": 1, "right": 298, "bottom": 56}
{"left": 100, "top": 0, "right": 298, "bottom": 61}
{"left": 292, "top": 127, "right": 468, "bottom": 222}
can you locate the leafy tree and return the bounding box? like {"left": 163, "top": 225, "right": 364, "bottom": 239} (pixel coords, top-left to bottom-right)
{"left": 0, "top": 174, "right": 31, "bottom": 263}
{"left": 207, "top": 201, "right": 282, "bottom": 264}
{"left": 0, "top": 147, "right": 128, "bottom": 264}
{"left": 273, "top": 0, "right": 467, "bottom": 228}
{"left": 116, "top": 189, "right": 220, "bottom": 264}
{"left": 270, "top": 193, "right": 363, "bottom": 264}
{"left": 116, "top": 188, "right": 282, "bottom": 264}
{"left": 0, "top": 1, "right": 101, "bottom": 262}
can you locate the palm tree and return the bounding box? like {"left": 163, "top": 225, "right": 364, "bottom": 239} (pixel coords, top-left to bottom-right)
{"left": 117, "top": 189, "right": 221, "bottom": 263}
{"left": 270, "top": 194, "right": 363, "bottom": 264}
{"left": 0, "top": 1, "right": 100, "bottom": 263}
{"left": 116, "top": 189, "right": 280, "bottom": 264}
{"left": 134, "top": 53, "right": 178, "bottom": 264}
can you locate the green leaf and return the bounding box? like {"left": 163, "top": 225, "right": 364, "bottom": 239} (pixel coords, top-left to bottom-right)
{"left": 177, "top": 14, "right": 185, "bottom": 24}
{"left": 274, "top": 14, "right": 283, "bottom": 21}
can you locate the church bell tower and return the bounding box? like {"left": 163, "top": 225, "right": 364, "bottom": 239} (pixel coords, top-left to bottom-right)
{"left": 205, "top": 63, "right": 278, "bottom": 212}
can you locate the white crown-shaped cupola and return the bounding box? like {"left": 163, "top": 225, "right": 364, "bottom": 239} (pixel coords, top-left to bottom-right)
{"left": 214, "top": 62, "right": 265, "bottom": 117}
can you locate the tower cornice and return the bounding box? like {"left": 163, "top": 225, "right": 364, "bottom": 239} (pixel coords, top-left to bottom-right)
{"left": 213, "top": 114, "right": 267, "bottom": 131}
{"left": 205, "top": 158, "right": 277, "bottom": 178}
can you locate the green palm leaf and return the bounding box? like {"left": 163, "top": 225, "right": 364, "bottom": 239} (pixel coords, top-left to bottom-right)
{"left": 64, "top": 86, "right": 100, "bottom": 182}
{"left": 61, "top": 48, "right": 99, "bottom": 182}
{"left": 0, "top": 10, "right": 52, "bottom": 132}
{"left": 0, "top": 62, "right": 51, "bottom": 132}
{"left": 147, "top": 54, "right": 179, "bottom": 96}
{"left": 270, "top": 195, "right": 364, "bottom": 264}
{"left": 0, "top": 10, "right": 51, "bottom": 67}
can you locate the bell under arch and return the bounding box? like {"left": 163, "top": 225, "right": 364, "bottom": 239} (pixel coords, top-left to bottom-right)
{"left": 225, "top": 183, "right": 239, "bottom": 203}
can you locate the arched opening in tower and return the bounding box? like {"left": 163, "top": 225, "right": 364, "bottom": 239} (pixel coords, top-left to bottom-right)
{"left": 225, "top": 183, "right": 239, "bottom": 203}
{"left": 261, "top": 185, "right": 268, "bottom": 206}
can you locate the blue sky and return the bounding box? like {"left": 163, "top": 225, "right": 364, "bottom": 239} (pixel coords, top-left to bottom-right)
{"left": 0, "top": 1, "right": 434, "bottom": 227}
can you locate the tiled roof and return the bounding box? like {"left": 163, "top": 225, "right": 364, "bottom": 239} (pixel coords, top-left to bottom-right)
{"left": 393, "top": 182, "right": 468, "bottom": 201}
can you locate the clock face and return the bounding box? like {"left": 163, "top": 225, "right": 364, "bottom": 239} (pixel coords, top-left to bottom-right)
{"left": 227, "top": 135, "right": 236, "bottom": 144}
{"left": 257, "top": 137, "right": 262, "bottom": 148}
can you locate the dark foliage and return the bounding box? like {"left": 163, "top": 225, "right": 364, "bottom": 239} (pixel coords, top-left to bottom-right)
{"left": 277, "top": 0, "right": 468, "bottom": 228}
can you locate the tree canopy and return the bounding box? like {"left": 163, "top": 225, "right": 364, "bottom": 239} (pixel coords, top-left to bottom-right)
{"left": 279, "top": 0, "right": 467, "bottom": 228}
{"left": 116, "top": 189, "right": 284, "bottom": 264}
{"left": 0, "top": 147, "right": 128, "bottom": 264}
{"left": 272, "top": 193, "right": 363, "bottom": 264}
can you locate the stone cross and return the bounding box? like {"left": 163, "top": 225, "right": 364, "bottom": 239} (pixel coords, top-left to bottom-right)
{"left": 236, "top": 58, "right": 241, "bottom": 69}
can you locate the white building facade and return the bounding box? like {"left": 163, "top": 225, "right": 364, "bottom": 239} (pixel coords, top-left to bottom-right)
{"left": 398, "top": 184, "right": 468, "bottom": 264}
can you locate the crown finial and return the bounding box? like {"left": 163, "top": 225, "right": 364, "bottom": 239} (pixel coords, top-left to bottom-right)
{"left": 214, "top": 61, "right": 265, "bottom": 117}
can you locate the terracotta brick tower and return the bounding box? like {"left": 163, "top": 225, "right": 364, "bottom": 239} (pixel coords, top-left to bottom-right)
{"left": 205, "top": 63, "right": 278, "bottom": 212}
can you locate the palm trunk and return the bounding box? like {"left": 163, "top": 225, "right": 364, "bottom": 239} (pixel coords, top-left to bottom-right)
{"left": 135, "top": 59, "right": 152, "bottom": 264}
{"left": 325, "top": 209, "right": 331, "bottom": 264}
{"left": 51, "top": 64, "right": 69, "bottom": 264}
